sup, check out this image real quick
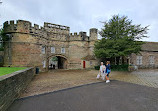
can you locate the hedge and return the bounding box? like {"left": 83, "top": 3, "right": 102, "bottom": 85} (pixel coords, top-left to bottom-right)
{"left": 94, "top": 64, "right": 129, "bottom": 71}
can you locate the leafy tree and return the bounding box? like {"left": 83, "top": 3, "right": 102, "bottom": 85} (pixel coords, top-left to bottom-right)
{"left": 94, "top": 15, "right": 149, "bottom": 64}
{"left": 0, "top": 28, "right": 4, "bottom": 51}
{"left": 0, "top": 28, "right": 9, "bottom": 51}
{"left": 51, "top": 57, "right": 58, "bottom": 61}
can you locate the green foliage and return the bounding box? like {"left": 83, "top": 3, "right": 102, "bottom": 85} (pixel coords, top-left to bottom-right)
{"left": 94, "top": 64, "right": 129, "bottom": 71}
{"left": 110, "top": 64, "right": 129, "bottom": 71}
{"left": 94, "top": 38, "right": 144, "bottom": 58}
{"left": 94, "top": 15, "right": 149, "bottom": 59}
{"left": 0, "top": 28, "right": 8, "bottom": 51}
{"left": 51, "top": 57, "right": 58, "bottom": 61}
{"left": 94, "top": 65, "right": 100, "bottom": 70}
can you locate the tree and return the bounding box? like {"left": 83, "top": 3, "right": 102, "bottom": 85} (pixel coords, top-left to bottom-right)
{"left": 94, "top": 15, "right": 149, "bottom": 64}
{"left": 0, "top": 28, "right": 9, "bottom": 51}
{"left": 0, "top": 28, "right": 4, "bottom": 51}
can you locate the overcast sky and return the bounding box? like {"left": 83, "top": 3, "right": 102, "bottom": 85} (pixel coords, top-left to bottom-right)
{"left": 0, "top": 0, "right": 157, "bottom": 41}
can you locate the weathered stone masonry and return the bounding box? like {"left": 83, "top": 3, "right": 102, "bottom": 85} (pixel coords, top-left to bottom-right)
{"left": 0, "top": 68, "right": 34, "bottom": 111}
{"left": 3, "top": 20, "right": 98, "bottom": 71}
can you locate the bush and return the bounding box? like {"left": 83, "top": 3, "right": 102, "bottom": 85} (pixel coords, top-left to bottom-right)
{"left": 94, "top": 65, "right": 100, "bottom": 70}
{"left": 111, "top": 64, "right": 129, "bottom": 71}
{"left": 94, "top": 64, "right": 129, "bottom": 71}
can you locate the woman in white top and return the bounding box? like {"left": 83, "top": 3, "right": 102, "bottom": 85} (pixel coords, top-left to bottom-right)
{"left": 97, "top": 62, "right": 106, "bottom": 81}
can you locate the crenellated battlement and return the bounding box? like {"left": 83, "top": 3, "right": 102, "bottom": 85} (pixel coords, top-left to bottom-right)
{"left": 3, "top": 20, "right": 48, "bottom": 39}
{"left": 44, "top": 22, "right": 69, "bottom": 30}
{"left": 44, "top": 22, "right": 70, "bottom": 36}
{"left": 69, "top": 32, "right": 89, "bottom": 41}
{"left": 3, "top": 20, "right": 98, "bottom": 42}
{"left": 69, "top": 32, "right": 81, "bottom": 40}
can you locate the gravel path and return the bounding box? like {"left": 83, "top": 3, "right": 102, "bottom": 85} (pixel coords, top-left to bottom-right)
{"left": 20, "top": 70, "right": 100, "bottom": 98}
{"left": 20, "top": 69, "right": 158, "bottom": 98}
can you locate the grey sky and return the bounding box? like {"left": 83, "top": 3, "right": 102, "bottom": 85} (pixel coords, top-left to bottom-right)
{"left": 0, "top": 0, "right": 157, "bottom": 41}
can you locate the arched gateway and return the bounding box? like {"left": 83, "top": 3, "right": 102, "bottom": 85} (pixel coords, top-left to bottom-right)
{"left": 3, "top": 20, "right": 98, "bottom": 72}
{"left": 48, "top": 55, "right": 68, "bottom": 70}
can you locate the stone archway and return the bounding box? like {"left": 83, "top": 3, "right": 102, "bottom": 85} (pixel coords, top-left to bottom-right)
{"left": 48, "top": 55, "right": 68, "bottom": 70}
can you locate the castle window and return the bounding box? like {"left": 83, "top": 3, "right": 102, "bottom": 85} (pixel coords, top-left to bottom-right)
{"left": 61, "top": 47, "right": 65, "bottom": 53}
{"left": 41, "top": 46, "right": 46, "bottom": 54}
{"left": 42, "top": 60, "right": 46, "bottom": 68}
{"left": 149, "top": 55, "right": 154, "bottom": 65}
{"left": 51, "top": 47, "right": 55, "bottom": 53}
{"left": 136, "top": 56, "right": 142, "bottom": 65}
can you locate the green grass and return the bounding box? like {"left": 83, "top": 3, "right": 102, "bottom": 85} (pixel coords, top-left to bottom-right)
{"left": 0, "top": 67, "right": 26, "bottom": 76}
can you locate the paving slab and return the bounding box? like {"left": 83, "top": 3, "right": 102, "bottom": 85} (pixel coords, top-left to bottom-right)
{"left": 7, "top": 80, "right": 158, "bottom": 111}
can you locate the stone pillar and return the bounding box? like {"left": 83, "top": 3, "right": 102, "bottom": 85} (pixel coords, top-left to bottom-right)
{"left": 89, "top": 28, "right": 98, "bottom": 41}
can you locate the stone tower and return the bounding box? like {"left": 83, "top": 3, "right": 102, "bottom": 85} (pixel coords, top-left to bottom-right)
{"left": 90, "top": 28, "right": 98, "bottom": 41}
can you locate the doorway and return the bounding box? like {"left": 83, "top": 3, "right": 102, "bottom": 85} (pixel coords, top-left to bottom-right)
{"left": 49, "top": 56, "right": 67, "bottom": 69}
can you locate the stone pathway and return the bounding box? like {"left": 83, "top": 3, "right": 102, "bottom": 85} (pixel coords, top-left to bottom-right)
{"left": 20, "top": 69, "right": 158, "bottom": 98}
{"left": 20, "top": 69, "right": 100, "bottom": 98}
{"left": 111, "top": 69, "right": 158, "bottom": 88}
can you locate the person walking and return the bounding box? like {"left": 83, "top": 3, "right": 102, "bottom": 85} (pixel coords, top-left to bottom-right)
{"left": 105, "top": 61, "right": 111, "bottom": 83}
{"left": 97, "top": 62, "right": 106, "bottom": 80}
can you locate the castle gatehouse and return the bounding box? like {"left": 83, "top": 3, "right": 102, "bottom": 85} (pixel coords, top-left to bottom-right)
{"left": 3, "top": 20, "right": 98, "bottom": 71}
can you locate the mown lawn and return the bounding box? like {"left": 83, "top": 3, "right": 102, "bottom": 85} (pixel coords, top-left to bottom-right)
{"left": 0, "top": 67, "right": 26, "bottom": 76}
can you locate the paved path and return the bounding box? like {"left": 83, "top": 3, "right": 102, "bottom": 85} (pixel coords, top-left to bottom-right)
{"left": 7, "top": 81, "right": 158, "bottom": 111}
{"left": 111, "top": 69, "right": 158, "bottom": 88}
{"left": 21, "top": 69, "right": 158, "bottom": 98}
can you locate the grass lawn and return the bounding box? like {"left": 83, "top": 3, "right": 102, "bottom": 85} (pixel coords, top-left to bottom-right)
{"left": 0, "top": 67, "right": 26, "bottom": 76}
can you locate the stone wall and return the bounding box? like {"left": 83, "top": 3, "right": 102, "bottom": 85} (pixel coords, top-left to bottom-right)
{"left": 0, "top": 68, "right": 35, "bottom": 111}
{"left": 131, "top": 51, "right": 158, "bottom": 68}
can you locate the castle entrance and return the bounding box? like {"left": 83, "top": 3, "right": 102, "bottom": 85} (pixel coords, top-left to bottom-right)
{"left": 49, "top": 56, "right": 67, "bottom": 70}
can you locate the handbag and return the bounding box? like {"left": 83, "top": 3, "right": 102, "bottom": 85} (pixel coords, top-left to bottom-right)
{"left": 96, "top": 73, "right": 100, "bottom": 79}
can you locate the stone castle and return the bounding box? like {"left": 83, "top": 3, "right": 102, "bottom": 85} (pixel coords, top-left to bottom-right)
{"left": 2, "top": 20, "right": 158, "bottom": 71}
{"left": 3, "top": 20, "right": 98, "bottom": 71}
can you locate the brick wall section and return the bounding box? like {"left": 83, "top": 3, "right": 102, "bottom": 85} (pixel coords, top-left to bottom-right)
{"left": 0, "top": 68, "right": 35, "bottom": 111}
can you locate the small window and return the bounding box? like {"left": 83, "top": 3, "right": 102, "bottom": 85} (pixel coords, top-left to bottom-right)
{"left": 51, "top": 47, "right": 55, "bottom": 53}
{"left": 42, "top": 60, "right": 46, "bottom": 68}
{"left": 61, "top": 47, "right": 65, "bottom": 53}
{"left": 149, "top": 55, "right": 154, "bottom": 65}
{"left": 41, "top": 46, "right": 46, "bottom": 54}
{"left": 136, "top": 56, "right": 142, "bottom": 65}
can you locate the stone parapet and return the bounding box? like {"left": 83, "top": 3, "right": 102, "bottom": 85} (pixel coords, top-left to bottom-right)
{"left": 0, "top": 68, "right": 35, "bottom": 111}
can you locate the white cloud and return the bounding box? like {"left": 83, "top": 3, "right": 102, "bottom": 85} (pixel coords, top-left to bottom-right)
{"left": 0, "top": 0, "right": 158, "bottom": 41}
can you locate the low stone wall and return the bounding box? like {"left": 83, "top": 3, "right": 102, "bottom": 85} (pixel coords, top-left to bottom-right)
{"left": 0, "top": 68, "right": 35, "bottom": 111}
